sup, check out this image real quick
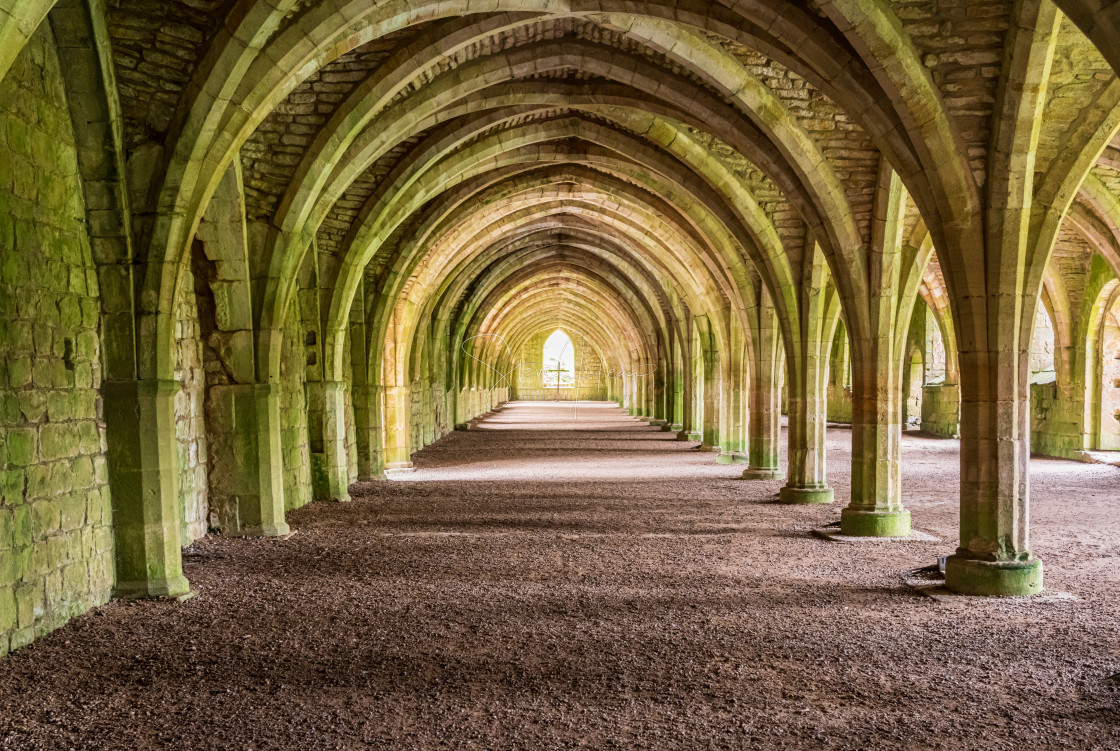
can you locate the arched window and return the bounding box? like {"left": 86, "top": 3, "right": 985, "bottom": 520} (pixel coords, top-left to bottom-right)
{"left": 542, "top": 330, "right": 575, "bottom": 387}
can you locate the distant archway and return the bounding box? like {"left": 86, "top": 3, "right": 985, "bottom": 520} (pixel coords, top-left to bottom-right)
{"left": 543, "top": 330, "right": 576, "bottom": 389}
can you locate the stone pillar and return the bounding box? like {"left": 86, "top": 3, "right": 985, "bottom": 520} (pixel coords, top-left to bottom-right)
{"left": 654, "top": 351, "right": 667, "bottom": 424}
{"left": 743, "top": 301, "right": 784, "bottom": 480}
{"left": 383, "top": 385, "right": 414, "bottom": 472}
{"left": 102, "top": 379, "right": 192, "bottom": 598}
{"left": 670, "top": 335, "right": 685, "bottom": 433}
{"left": 702, "top": 344, "right": 720, "bottom": 451}
{"left": 839, "top": 166, "right": 909, "bottom": 537}
{"left": 353, "top": 384, "right": 382, "bottom": 480}
{"left": 742, "top": 371, "right": 783, "bottom": 479}
{"left": 688, "top": 330, "right": 706, "bottom": 442}
{"left": 206, "top": 383, "right": 290, "bottom": 537}
{"left": 781, "top": 250, "right": 834, "bottom": 503}
{"left": 677, "top": 333, "right": 694, "bottom": 441}
{"left": 945, "top": 348, "right": 1042, "bottom": 595}
{"left": 781, "top": 351, "right": 833, "bottom": 503}
{"left": 318, "top": 380, "right": 352, "bottom": 501}
{"left": 840, "top": 348, "right": 909, "bottom": 535}
{"left": 717, "top": 361, "right": 744, "bottom": 464}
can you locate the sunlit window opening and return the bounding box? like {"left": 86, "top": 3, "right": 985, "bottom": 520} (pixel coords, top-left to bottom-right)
{"left": 542, "top": 330, "right": 575, "bottom": 387}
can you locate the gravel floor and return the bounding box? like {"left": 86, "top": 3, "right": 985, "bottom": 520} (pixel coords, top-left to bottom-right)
{"left": 3, "top": 400, "right": 1120, "bottom": 750}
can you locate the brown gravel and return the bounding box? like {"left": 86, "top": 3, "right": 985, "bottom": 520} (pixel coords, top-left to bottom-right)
{"left": 2, "top": 401, "right": 1120, "bottom": 750}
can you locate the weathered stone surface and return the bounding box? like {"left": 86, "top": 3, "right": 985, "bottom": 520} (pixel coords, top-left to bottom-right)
{"left": 0, "top": 26, "right": 112, "bottom": 654}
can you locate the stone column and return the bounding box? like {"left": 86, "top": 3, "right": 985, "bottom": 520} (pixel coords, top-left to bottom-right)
{"left": 945, "top": 346, "right": 1042, "bottom": 595}
{"left": 839, "top": 167, "right": 909, "bottom": 537}
{"left": 103, "top": 379, "right": 192, "bottom": 598}
{"left": 383, "top": 385, "right": 414, "bottom": 473}
{"left": 353, "top": 384, "right": 382, "bottom": 480}
{"left": 742, "top": 300, "right": 784, "bottom": 480}
{"left": 781, "top": 349, "right": 833, "bottom": 503}
{"left": 840, "top": 345, "right": 909, "bottom": 535}
{"left": 670, "top": 366, "right": 685, "bottom": 434}
{"left": 318, "top": 380, "right": 352, "bottom": 501}
{"left": 941, "top": 2, "right": 1059, "bottom": 593}
{"left": 206, "top": 383, "right": 290, "bottom": 537}
{"left": 677, "top": 330, "right": 695, "bottom": 441}
{"left": 781, "top": 251, "right": 834, "bottom": 503}
{"left": 670, "top": 333, "right": 685, "bottom": 433}
{"left": 702, "top": 343, "right": 720, "bottom": 451}
{"left": 717, "top": 355, "right": 745, "bottom": 464}
{"left": 687, "top": 328, "right": 704, "bottom": 441}
{"left": 654, "top": 351, "right": 668, "bottom": 426}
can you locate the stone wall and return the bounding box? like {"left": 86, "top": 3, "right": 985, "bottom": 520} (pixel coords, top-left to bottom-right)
{"left": 408, "top": 382, "right": 453, "bottom": 452}
{"left": 1031, "top": 382, "right": 1083, "bottom": 459}
{"left": 827, "top": 385, "right": 853, "bottom": 423}
{"left": 0, "top": 27, "right": 114, "bottom": 655}
{"left": 921, "top": 384, "right": 960, "bottom": 437}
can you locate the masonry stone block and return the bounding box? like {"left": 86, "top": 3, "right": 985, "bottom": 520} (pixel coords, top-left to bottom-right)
{"left": 206, "top": 383, "right": 290, "bottom": 537}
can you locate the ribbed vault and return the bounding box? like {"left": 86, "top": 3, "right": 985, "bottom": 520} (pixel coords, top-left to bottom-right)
{"left": 6, "top": 0, "right": 1120, "bottom": 659}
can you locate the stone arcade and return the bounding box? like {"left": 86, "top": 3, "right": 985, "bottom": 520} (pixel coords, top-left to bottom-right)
{"left": 2, "top": 0, "right": 1120, "bottom": 746}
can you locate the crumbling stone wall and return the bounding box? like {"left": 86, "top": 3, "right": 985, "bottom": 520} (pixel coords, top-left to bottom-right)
{"left": 0, "top": 27, "right": 114, "bottom": 655}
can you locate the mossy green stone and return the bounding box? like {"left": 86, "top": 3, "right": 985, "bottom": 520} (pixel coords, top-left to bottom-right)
{"left": 840, "top": 508, "right": 911, "bottom": 537}
{"left": 945, "top": 556, "right": 1044, "bottom": 597}
{"left": 0, "top": 588, "right": 15, "bottom": 632}
{"left": 779, "top": 486, "right": 835, "bottom": 504}
{"left": 7, "top": 428, "right": 34, "bottom": 466}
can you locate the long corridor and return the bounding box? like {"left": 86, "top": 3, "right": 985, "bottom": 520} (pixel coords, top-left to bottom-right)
{"left": 1, "top": 402, "right": 1119, "bottom": 750}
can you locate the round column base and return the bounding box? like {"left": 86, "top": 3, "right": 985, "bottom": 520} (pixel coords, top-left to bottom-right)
{"left": 840, "top": 507, "right": 910, "bottom": 537}
{"left": 779, "top": 486, "right": 834, "bottom": 504}
{"left": 741, "top": 467, "right": 784, "bottom": 481}
{"left": 944, "top": 555, "right": 1043, "bottom": 596}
